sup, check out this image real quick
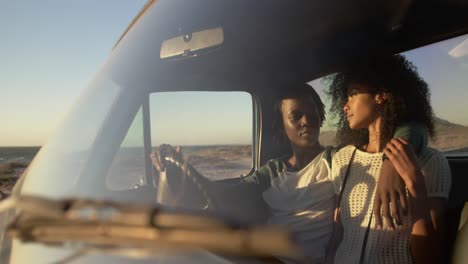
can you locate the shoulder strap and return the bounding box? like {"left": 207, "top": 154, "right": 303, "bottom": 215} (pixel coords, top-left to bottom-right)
{"left": 327, "top": 148, "right": 358, "bottom": 262}
{"left": 334, "top": 147, "right": 373, "bottom": 264}
{"left": 336, "top": 148, "right": 357, "bottom": 209}
{"left": 333, "top": 148, "right": 377, "bottom": 264}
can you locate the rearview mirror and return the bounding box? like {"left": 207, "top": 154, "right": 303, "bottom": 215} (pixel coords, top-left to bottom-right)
{"left": 160, "top": 27, "right": 224, "bottom": 59}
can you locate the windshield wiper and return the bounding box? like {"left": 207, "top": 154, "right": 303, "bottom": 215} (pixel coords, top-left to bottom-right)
{"left": 0, "top": 196, "right": 302, "bottom": 261}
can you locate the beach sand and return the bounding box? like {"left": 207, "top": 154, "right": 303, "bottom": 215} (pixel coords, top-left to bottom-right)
{"left": 0, "top": 162, "right": 26, "bottom": 197}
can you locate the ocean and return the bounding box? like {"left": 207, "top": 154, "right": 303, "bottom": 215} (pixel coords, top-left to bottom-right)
{"left": 0, "top": 145, "right": 253, "bottom": 190}
{"left": 0, "top": 147, "right": 41, "bottom": 165}
{"left": 1, "top": 145, "right": 467, "bottom": 193}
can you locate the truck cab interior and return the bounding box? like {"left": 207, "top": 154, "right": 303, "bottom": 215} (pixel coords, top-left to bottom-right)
{"left": 5, "top": 0, "right": 468, "bottom": 263}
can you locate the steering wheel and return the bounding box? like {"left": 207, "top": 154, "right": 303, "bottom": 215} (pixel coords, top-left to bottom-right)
{"left": 158, "top": 155, "right": 217, "bottom": 210}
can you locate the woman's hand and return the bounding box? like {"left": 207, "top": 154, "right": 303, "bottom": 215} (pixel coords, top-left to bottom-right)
{"left": 374, "top": 160, "right": 407, "bottom": 230}
{"left": 383, "top": 138, "right": 425, "bottom": 197}
{"left": 150, "top": 144, "right": 183, "bottom": 172}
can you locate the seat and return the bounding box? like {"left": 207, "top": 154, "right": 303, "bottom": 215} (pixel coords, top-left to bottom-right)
{"left": 445, "top": 158, "right": 468, "bottom": 263}
{"left": 451, "top": 203, "right": 468, "bottom": 264}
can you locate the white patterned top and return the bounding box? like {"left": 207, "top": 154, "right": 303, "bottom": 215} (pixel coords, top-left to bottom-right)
{"left": 330, "top": 145, "right": 451, "bottom": 264}
{"left": 262, "top": 150, "right": 335, "bottom": 262}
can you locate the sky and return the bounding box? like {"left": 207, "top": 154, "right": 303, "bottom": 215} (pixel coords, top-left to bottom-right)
{"left": 0, "top": 1, "right": 147, "bottom": 146}
{"left": 1, "top": 1, "right": 467, "bottom": 146}
{"left": 149, "top": 92, "right": 253, "bottom": 146}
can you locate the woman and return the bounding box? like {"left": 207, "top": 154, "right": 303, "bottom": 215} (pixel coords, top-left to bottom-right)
{"left": 153, "top": 85, "right": 335, "bottom": 262}
{"left": 151, "top": 83, "right": 426, "bottom": 263}
{"left": 327, "top": 55, "right": 451, "bottom": 263}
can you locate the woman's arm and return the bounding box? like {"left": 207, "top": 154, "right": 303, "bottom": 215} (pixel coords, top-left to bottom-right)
{"left": 374, "top": 123, "right": 428, "bottom": 230}
{"left": 409, "top": 195, "right": 446, "bottom": 263}
{"left": 151, "top": 144, "right": 272, "bottom": 214}
{"left": 151, "top": 144, "right": 275, "bottom": 188}
{"left": 384, "top": 138, "right": 448, "bottom": 264}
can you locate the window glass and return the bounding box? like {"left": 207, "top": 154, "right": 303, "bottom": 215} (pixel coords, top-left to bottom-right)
{"left": 403, "top": 34, "right": 468, "bottom": 156}
{"left": 311, "top": 34, "right": 468, "bottom": 156}
{"left": 150, "top": 92, "right": 253, "bottom": 180}
{"left": 106, "top": 107, "right": 146, "bottom": 190}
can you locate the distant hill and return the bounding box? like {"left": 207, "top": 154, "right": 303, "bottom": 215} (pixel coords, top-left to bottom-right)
{"left": 319, "top": 117, "right": 468, "bottom": 152}
{"left": 430, "top": 117, "right": 468, "bottom": 151}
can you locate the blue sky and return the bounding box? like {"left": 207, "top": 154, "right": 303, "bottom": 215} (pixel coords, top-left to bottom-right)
{"left": 1, "top": 1, "right": 467, "bottom": 146}
{"left": 149, "top": 92, "right": 253, "bottom": 146}
{"left": 0, "top": 1, "right": 146, "bottom": 146}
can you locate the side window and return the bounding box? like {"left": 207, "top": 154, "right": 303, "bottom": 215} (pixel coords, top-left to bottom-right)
{"left": 106, "top": 107, "right": 146, "bottom": 190}
{"left": 402, "top": 34, "right": 468, "bottom": 156}
{"left": 149, "top": 92, "right": 253, "bottom": 180}
{"left": 311, "top": 34, "right": 468, "bottom": 156}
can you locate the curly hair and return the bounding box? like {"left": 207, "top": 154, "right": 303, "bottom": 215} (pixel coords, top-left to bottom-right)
{"left": 273, "top": 83, "right": 326, "bottom": 143}
{"left": 326, "top": 54, "right": 434, "bottom": 147}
